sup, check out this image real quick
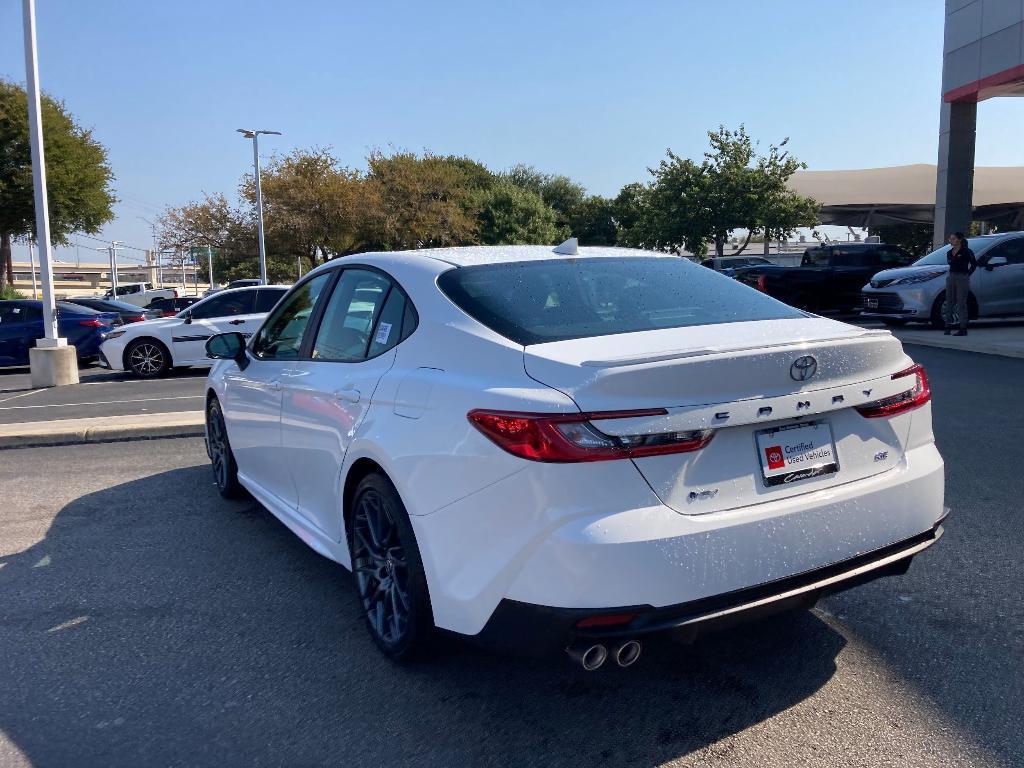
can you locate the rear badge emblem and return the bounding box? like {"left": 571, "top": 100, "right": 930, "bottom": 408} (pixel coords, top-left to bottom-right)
{"left": 687, "top": 489, "right": 719, "bottom": 502}
{"left": 790, "top": 355, "right": 817, "bottom": 382}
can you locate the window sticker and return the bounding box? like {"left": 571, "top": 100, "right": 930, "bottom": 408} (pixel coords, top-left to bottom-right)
{"left": 373, "top": 322, "right": 393, "bottom": 345}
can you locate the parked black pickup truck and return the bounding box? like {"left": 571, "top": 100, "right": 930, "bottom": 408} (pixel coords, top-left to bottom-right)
{"left": 736, "top": 242, "right": 915, "bottom": 313}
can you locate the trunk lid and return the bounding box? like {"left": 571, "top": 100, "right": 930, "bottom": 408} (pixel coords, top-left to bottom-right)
{"left": 523, "top": 317, "right": 917, "bottom": 515}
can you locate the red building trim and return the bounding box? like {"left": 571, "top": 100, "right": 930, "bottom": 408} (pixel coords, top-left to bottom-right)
{"left": 944, "top": 63, "right": 1024, "bottom": 103}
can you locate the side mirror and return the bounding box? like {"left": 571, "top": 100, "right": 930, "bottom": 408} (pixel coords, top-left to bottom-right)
{"left": 206, "top": 332, "right": 248, "bottom": 368}
{"left": 183, "top": 310, "right": 193, "bottom": 324}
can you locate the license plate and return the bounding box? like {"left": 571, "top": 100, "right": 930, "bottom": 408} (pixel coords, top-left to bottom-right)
{"left": 756, "top": 421, "right": 839, "bottom": 487}
{"left": 865, "top": 297, "right": 879, "bottom": 309}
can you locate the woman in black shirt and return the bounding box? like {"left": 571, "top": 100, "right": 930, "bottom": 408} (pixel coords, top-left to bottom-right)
{"left": 944, "top": 232, "right": 977, "bottom": 336}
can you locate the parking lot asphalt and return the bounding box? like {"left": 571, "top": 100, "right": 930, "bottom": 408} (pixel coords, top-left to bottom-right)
{"left": 0, "top": 346, "right": 1021, "bottom": 767}
{"left": 0, "top": 366, "right": 206, "bottom": 425}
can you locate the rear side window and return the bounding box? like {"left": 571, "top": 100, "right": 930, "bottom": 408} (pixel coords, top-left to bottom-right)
{"left": 831, "top": 250, "right": 874, "bottom": 267}
{"left": 437, "top": 257, "right": 803, "bottom": 346}
{"left": 254, "top": 288, "right": 287, "bottom": 313}
{"left": 312, "top": 269, "right": 392, "bottom": 362}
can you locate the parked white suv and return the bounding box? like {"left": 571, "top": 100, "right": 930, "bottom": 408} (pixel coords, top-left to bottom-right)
{"left": 99, "top": 285, "right": 288, "bottom": 377}
{"left": 103, "top": 282, "right": 178, "bottom": 308}
{"left": 202, "top": 245, "right": 945, "bottom": 668}
{"left": 861, "top": 232, "right": 1024, "bottom": 327}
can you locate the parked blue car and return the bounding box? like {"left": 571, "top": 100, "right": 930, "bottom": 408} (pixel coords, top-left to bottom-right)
{"left": 0, "top": 300, "right": 120, "bottom": 368}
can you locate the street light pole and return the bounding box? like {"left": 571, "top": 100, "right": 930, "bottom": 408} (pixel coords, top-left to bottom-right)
{"left": 207, "top": 245, "right": 214, "bottom": 290}
{"left": 22, "top": 0, "right": 58, "bottom": 343}
{"left": 237, "top": 128, "right": 281, "bottom": 285}
{"left": 23, "top": 0, "right": 78, "bottom": 385}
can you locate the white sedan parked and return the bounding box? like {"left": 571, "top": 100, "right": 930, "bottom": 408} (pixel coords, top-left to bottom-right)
{"left": 203, "top": 244, "right": 946, "bottom": 668}
{"left": 100, "top": 285, "right": 288, "bottom": 378}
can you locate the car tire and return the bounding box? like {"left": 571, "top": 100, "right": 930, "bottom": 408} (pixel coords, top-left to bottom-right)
{"left": 930, "top": 291, "right": 978, "bottom": 329}
{"left": 349, "top": 473, "right": 433, "bottom": 662}
{"left": 206, "top": 397, "right": 244, "bottom": 499}
{"left": 929, "top": 293, "right": 947, "bottom": 330}
{"left": 125, "top": 338, "right": 171, "bottom": 378}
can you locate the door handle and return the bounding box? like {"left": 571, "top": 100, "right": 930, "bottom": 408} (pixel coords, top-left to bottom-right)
{"left": 229, "top": 319, "right": 246, "bottom": 325}
{"left": 333, "top": 388, "right": 361, "bottom": 404}
{"left": 266, "top": 380, "right": 282, "bottom": 392}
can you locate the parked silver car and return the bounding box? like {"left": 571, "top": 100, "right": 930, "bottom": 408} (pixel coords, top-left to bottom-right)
{"left": 861, "top": 232, "right": 1024, "bottom": 327}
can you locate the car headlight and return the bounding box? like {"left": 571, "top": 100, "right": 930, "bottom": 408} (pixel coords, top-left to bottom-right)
{"left": 890, "top": 270, "right": 945, "bottom": 286}
{"left": 103, "top": 330, "right": 127, "bottom": 341}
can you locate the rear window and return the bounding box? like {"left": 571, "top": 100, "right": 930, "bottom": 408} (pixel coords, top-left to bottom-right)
{"left": 437, "top": 257, "right": 803, "bottom": 345}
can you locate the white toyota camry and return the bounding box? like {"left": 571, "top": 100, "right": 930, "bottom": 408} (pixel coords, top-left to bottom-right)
{"left": 99, "top": 285, "right": 288, "bottom": 377}
{"left": 203, "top": 243, "right": 945, "bottom": 669}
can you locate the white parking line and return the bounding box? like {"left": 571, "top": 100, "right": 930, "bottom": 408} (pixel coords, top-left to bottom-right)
{"left": 0, "top": 395, "right": 204, "bottom": 411}
{"left": 0, "top": 389, "right": 45, "bottom": 404}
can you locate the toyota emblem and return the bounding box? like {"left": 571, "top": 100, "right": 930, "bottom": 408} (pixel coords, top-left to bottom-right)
{"left": 790, "top": 355, "right": 817, "bottom": 382}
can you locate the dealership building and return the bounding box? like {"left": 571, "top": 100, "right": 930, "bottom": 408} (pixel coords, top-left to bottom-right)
{"left": 936, "top": 0, "right": 1024, "bottom": 245}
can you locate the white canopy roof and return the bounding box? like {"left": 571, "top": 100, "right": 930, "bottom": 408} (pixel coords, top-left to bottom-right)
{"left": 787, "top": 164, "right": 1024, "bottom": 227}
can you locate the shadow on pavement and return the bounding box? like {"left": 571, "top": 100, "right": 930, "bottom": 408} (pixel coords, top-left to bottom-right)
{"left": 0, "top": 465, "right": 844, "bottom": 767}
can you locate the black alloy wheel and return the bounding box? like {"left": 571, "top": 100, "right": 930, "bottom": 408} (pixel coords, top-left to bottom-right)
{"left": 350, "top": 474, "right": 432, "bottom": 661}
{"left": 206, "top": 398, "right": 243, "bottom": 499}
{"left": 126, "top": 338, "right": 170, "bottom": 378}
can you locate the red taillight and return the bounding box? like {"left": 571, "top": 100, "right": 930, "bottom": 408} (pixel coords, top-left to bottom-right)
{"left": 126, "top": 315, "right": 145, "bottom": 323}
{"left": 756, "top": 275, "right": 768, "bottom": 292}
{"left": 575, "top": 612, "right": 639, "bottom": 629}
{"left": 467, "top": 409, "right": 714, "bottom": 463}
{"left": 173, "top": 289, "right": 179, "bottom": 298}
{"left": 78, "top": 318, "right": 104, "bottom": 327}
{"left": 855, "top": 364, "right": 931, "bottom": 418}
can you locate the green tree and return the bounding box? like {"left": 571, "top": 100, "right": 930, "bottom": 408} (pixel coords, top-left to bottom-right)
{"left": 569, "top": 195, "right": 618, "bottom": 246}
{"left": 362, "top": 151, "right": 482, "bottom": 250}
{"left": 246, "top": 148, "right": 370, "bottom": 264}
{"left": 617, "top": 152, "right": 712, "bottom": 255}
{"left": 477, "top": 182, "right": 560, "bottom": 245}
{"left": 0, "top": 79, "right": 116, "bottom": 288}
{"left": 617, "top": 126, "right": 817, "bottom": 257}
{"left": 502, "top": 164, "right": 584, "bottom": 235}
{"left": 867, "top": 223, "right": 934, "bottom": 258}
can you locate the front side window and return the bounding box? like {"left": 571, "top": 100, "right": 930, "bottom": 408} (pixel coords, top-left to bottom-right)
{"left": 190, "top": 290, "right": 256, "bottom": 320}
{"left": 802, "top": 248, "right": 830, "bottom": 266}
{"left": 252, "top": 273, "right": 332, "bottom": 360}
{"left": 438, "top": 257, "right": 803, "bottom": 346}
{"left": 985, "top": 238, "right": 1024, "bottom": 265}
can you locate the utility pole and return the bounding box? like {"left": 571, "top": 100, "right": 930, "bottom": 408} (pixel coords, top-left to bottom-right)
{"left": 108, "top": 241, "right": 121, "bottom": 295}
{"left": 28, "top": 241, "right": 38, "bottom": 299}
{"left": 296, "top": 255, "right": 302, "bottom": 279}
{"left": 207, "top": 245, "right": 214, "bottom": 290}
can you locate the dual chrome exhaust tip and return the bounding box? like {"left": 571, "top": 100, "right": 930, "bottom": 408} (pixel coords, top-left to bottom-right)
{"left": 567, "top": 639, "right": 642, "bottom": 670}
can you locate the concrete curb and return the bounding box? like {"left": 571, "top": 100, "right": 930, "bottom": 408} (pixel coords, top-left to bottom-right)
{"left": 0, "top": 410, "right": 205, "bottom": 449}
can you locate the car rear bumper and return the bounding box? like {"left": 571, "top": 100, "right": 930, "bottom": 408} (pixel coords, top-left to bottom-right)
{"left": 413, "top": 440, "right": 945, "bottom": 638}
{"left": 473, "top": 516, "right": 945, "bottom": 655}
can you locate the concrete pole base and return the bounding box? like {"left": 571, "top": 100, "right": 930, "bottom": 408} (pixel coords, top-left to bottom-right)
{"left": 29, "top": 345, "right": 80, "bottom": 387}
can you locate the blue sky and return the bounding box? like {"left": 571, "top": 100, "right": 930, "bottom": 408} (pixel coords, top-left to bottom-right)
{"left": 1, "top": 0, "right": 1022, "bottom": 263}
